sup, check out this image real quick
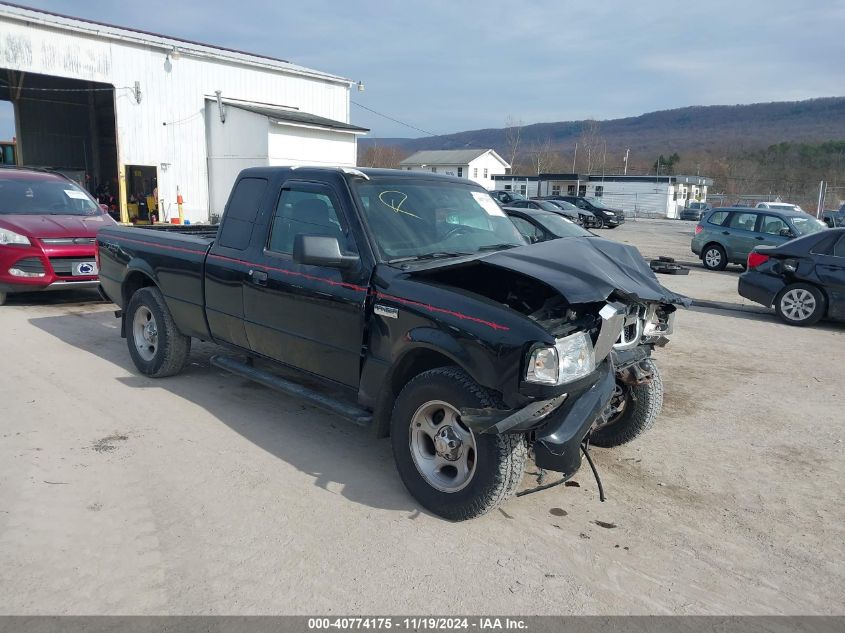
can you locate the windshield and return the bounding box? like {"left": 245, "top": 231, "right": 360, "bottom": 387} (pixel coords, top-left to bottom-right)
{"left": 0, "top": 177, "right": 100, "bottom": 216}
{"left": 585, "top": 197, "right": 614, "bottom": 210}
{"left": 537, "top": 200, "right": 566, "bottom": 213}
{"left": 790, "top": 216, "right": 826, "bottom": 236}
{"left": 549, "top": 200, "right": 578, "bottom": 211}
{"left": 532, "top": 212, "right": 592, "bottom": 238}
{"left": 353, "top": 179, "right": 527, "bottom": 261}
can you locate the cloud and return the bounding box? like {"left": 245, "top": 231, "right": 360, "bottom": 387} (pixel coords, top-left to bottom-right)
{"left": 14, "top": 0, "right": 845, "bottom": 137}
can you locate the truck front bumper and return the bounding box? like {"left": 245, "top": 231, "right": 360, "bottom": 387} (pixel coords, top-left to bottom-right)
{"left": 531, "top": 360, "right": 615, "bottom": 475}
{"left": 460, "top": 360, "right": 616, "bottom": 476}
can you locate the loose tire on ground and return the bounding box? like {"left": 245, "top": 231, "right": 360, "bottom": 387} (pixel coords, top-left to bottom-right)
{"left": 774, "top": 283, "right": 826, "bottom": 327}
{"left": 702, "top": 243, "right": 728, "bottom": 271}
{"left": 126, "top": 286, "right": 191, "bottom": 377}
{"left": 591, "top": 359, "right": 663, "bottom": 448}
{"left": 390, "top": 366, "right": 527, "bottom": 521}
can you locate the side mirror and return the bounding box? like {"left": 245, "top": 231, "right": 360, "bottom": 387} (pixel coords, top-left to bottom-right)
{"left": 293, "top": 235, "right": 359, "bottom": 269}
{"left": 779, "top": 228, "right": 794, "bottom": 238}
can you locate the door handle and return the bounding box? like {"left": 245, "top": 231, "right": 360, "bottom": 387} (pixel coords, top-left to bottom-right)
{"left": 722, "top": 231, "right": 730, "bottom": 235}
{"left": 249, "top": 269, "right": 268, "bottom": 285}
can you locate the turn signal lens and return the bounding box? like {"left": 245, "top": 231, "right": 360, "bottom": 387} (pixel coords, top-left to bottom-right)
{"left": 747, "top": 252, "right": 770, "bottom": 269}
{"left": 694, "top": 225, "right": 703, "bottom": 234}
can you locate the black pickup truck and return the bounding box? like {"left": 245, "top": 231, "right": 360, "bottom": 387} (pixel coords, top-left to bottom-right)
{"left": 97, "top": 167, "right": 684, "bottom": 520}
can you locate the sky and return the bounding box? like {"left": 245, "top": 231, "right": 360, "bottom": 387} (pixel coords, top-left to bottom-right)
{"left": 1, "top": 0, "right": 844, "bottom": 140}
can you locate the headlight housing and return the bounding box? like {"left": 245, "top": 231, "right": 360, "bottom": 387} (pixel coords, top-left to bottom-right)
{"left": 526, "top": 331, "right": 595, "bottom": 385}
{"left": 0, "top": 228, "right": 31, "bottom": 246}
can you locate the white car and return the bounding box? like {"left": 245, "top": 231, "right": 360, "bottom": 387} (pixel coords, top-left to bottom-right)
{"left": 755, "top": 201, "right": 805, "bottom": 213}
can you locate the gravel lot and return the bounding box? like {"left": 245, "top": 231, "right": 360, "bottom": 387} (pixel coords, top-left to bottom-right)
{"left": 1, "top": 221, "right": 843, "bottom": 615}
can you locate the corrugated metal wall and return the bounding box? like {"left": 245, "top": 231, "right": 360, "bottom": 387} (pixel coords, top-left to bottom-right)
{"left": 0, "top": 11, "right": 354, "bottom": 222}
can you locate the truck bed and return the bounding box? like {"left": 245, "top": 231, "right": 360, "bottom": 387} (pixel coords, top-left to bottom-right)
{"left": 97, "top": 224, "right": 217, "bottom": 340}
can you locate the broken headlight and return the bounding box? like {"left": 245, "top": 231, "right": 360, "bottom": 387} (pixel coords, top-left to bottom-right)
{"left": 526, "top": 331, "right": 595, "bottom": 386}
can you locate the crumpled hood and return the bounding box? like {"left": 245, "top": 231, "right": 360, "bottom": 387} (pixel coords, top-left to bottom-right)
{"left": 479, "top": 237, "right": 690, "bottom": 306}
{"left": 0, "top": 213, "right": 114, "bottom": 239}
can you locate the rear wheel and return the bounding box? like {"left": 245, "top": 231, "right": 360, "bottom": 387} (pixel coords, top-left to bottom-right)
{"left": 775, "top": 283, "right": 825, "bottom": 326}
{"left": 702, "top": 244, "right": 727, "bottom": 271}
{"left": 126, "top": 287, "right": 191, "bottom": 377}
{"left": 391, "top": 367, "right": 527, "bottom": 521}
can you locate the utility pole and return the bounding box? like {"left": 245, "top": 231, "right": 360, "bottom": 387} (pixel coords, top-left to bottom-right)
{"left": 623, "top": 148, "right": 629, "bottom": 175}
{"left": 817, "top": 180, "right": 827, "bottom": 218}
{"left": 572, "top": 143, "right": 578, "bottom": 173}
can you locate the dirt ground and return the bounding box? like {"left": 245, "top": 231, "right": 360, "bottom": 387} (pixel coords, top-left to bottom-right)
{"left": 0, "top": 221, "right": 843, "bottom": 615}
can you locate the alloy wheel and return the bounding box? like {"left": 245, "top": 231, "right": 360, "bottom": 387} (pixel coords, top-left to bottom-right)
{"left": 780, "top": 288, "right": 817, "bottom": 321}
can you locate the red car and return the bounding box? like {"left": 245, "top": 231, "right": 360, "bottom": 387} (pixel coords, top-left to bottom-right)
{"left": 0, "top": 167, "right": 117, "bottom": 305}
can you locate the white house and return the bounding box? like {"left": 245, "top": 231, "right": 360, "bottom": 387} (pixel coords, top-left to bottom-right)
{"left": 399, "top": 149, "right": 509, "bottom": 189}
{"left": 0, "top": 3, "right": 366, "bottom": 223}
{"left": 492, "top": 172, "right": 713, "bottom": 218}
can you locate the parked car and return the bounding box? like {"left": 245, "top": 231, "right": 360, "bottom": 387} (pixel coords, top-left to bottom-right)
{"left": 505, "top": 198, "right": 597, "bottom": 227}
{"left": 739, "top": 228, "right": 845, "bottom": 326}
{"left": 555, "top": 196, "right": 625, "bottom": 229}
{"left": 535, "top": 198, "right": 599, "bottom": 227}
{"left": 691, "top": 206, "right": 827, "bottom": 271}
{"left": 822, "top": 205, "right": 845, "bottom": 228}
{"left": 97, "top": 167, "right": 683, "bottom": 520}
{"left": 504, "top": 207, "right": 593, "bottom": 242}
{"left": 489, "top": 190, "right": 526, "bottom": 206}
{"left": 0, "top": 166, "right": 115, "bottom": 305}
{"left": 680, "top": 201, "right": 712, "bottom": 221}
{"left": 755, "top": 201, "right": 805, "bottom": 213}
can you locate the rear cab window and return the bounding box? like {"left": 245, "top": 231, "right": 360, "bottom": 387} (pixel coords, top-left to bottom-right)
{"left": 218, "top": 177, "right": 268, "bottom": 250}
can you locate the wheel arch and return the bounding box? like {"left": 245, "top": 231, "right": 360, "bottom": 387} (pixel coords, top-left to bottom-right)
{"left": 371, "top": 346, "right": 473, "bottom": 438}
{"left": 778, "top": 280, "right": 830, "bottom": 315}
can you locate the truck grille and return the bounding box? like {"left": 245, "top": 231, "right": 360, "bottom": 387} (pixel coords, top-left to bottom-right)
{"left": 41, "top": 237, "right": 96, "bottom": 245}
{"left": 12, "top": 257, "right": 46, "bottom": 274}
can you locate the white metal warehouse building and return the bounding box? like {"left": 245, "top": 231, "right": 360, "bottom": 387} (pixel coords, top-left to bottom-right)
{"left": 0, "top": 2, "right": 367, "bottom": 223}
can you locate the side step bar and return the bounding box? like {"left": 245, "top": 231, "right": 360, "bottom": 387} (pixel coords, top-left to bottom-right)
{"left": 210, "top": 355, "right": 373, "bottom": 427}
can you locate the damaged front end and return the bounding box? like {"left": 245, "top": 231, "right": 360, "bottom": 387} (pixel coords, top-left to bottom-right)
{"left": 461, "top": 294, "right": 676, "bottom": 482}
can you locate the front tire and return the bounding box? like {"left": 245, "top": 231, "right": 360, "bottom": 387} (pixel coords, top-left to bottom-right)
{"left": 591, "top": 359, "right": 663, "bottom": 448}
{"left": 702, "top": 244, "right": 727, "bottom": 271}
{"left": 594, "top": 217, "right": 605, "bottom": 229}
{"left": 775, "top": 283, "right": 826, "bottom": 326}
{"left": 390, "top": 367, "right": 527, "bottom": 521}
{"left": 126, "top": 287, "right": 191, "bottom": 377}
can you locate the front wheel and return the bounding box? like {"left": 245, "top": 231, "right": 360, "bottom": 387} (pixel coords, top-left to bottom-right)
{"left": 775, "top": 283, "right": 826, "bottom": 326}
{"left": 590, "top": 359, "right": 663, "bottom": 448}
{"left": 594, "top": 217, "right": 605, "bottom": 229}
{"left": 126, "top": 287, "right": 191, "bottom": 377}
{"left": 702, "top": 244, "right": 727, "bottom": 271}
{"left": 391, "top": 367, "right": 527, "bottom": 521}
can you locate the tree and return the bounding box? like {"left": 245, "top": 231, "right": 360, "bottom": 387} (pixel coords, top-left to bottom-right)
{"left": 504, "top": 116, "right": 523, "bottom": 175}
{"left": 653, "top": 153, "right": 681, "bottom": 175}
{"left": 577, "top": 119, "right": 603, "bottom": 173}
{"left": 358, "top": 144, "right": 407, "bottom": 169}
{"left": 527, "top": 137, "right": 563, "bottom": 175}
